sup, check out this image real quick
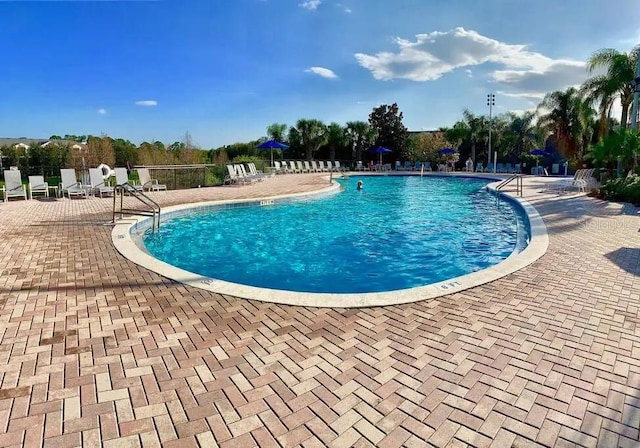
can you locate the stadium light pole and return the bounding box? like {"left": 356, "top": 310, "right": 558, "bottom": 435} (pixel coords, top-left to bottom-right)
{"left": 487, "top": 93, "right": 495, "bottom": 170}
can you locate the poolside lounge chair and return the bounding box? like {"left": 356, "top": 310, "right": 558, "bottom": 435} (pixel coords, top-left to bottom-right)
{"left": 496, "top": 163, "right": 505, "bottom": 173}
{"left": 88, "top": 168, "right": 115, "bottom": 197}
{"left": 485, "top": 163, "right": 494, "bottom": 173}
{"left": 114, "top": 167, "right": 144, "bottom": 192}
{"left": 403, "top": 161, "right": 412, "bottom": 171}
{"left": 476, "top": 162, "right": 483, "bottom": 172}
{"left": 28, "top": 175, "right": 48, "bottom": 200}
{"left": 137, "top": 168, "right": 167, "bottom": 192}
{"left": 60, "top": 169, "right": 88, "bottom": 198}
{"left": 309, "top": 160, "right": 319, "bottom": 172}
{"left": 395, "top": 161, "right": 401, "bottom": 171}
{"left": 326, "top": 161, "right": 334, "bottom": 172}
{"left": 544, "top": 168, "right": 595, "bottom": 193}
{"left": 2, "top": 170, "right": 27, "bottom": 202}
{"left": 303, "top": 161, "right": 312, "bottom": 173}
{"left": 334, "top": 161, "right": 344, "bottom": 172}
{"left": 423, "top": 162, "right": 432, "bottom": 172}
{"left": 273, "top": 161, "right": 283, "bottom": 174}
{"left": 247, "top": 163, "right": 267, "bottom": 180}
{"left": 414, "top": 161, "right": 422, "bottom": 171}
{"left": 505, "top": 163, "right": 513, "bottom": 173}
{"left": 513, "top": 163, "right": 521, "bottom": 174}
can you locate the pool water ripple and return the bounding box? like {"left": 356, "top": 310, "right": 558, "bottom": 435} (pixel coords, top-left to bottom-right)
{"left": 142, "top": 176, "right": 529, "bottom": 293}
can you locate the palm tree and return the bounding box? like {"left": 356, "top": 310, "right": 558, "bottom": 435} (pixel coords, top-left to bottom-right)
{"left": 580, "top": 75, "right": 617, "bottom": 139}
{"left": 461, "top": 110, "right": 487, "bottom": 164}
{"left": 266, "top": 123, "right": 288, "bottom": 142}
{"left": 289, "top": 119, "right": 327, "bottom": 160}
{"left": 538, "top": 87, "right": 596, "bottom": 161}
{"left": 504, "top": 111, "right": 539, "bottom": 158}
{"left": 584, "top": 46, "right": 640, "bottom": 129}
{"left": 345, "top": 121, "right": 377, "bottom": 162}
{"left": 325, "top": 122, "right": 346, "bottom": 162}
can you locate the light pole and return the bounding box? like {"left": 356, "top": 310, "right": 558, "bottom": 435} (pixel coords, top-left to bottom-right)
{"left": 487, "top": 93, "right": 495, "bottom": 170}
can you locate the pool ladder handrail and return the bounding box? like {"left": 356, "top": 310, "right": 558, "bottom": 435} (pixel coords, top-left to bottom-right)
{"left": 494, "top": 174, "right": 523, "bottom": 202}
{"left": 113, "top": 183, "right": 161, "bottom": 231}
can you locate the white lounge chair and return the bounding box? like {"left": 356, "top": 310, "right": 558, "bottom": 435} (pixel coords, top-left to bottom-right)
{"left": 2, "top": 170, "right": 27, "bottom": 202}
{"left": 137, "top": 168, "right": 167, "bottom": 192}
{"left": 28, "top": 175, "right": 48, "bottom": 200}
{"left": 247, "top": 163, "right": 266, "bottom": 181}
{"left": 310, "top": 161, "right": 320, "bottom": 172}
{"left": 318, "top": 161, "right": 328, "bottom": 172}
{"left": 88, "top": 168, "right": 115, "bottom": 197}
{"left": 60, "top": 169, "right": 88, "bottom": 198}
{"left": 114, "top": 167, "right": 144, "bottom": 192}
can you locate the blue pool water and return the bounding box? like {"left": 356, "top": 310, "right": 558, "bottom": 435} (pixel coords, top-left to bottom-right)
{"left": 142, "top": 176, "right": 529, "bottom": 293}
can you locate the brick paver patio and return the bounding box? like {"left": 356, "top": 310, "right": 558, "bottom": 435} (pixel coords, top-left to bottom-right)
{"left": 0, "top": 173, "right": 639, "bottom": 447}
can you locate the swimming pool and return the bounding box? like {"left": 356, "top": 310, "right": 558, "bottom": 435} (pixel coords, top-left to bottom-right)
{"left": 140, "top": 176, "right": 529, "bottom": 294}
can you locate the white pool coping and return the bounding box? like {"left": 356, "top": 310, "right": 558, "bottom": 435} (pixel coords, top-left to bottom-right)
{"left": 112, "top": 175, "right": 549, "bottom": 308}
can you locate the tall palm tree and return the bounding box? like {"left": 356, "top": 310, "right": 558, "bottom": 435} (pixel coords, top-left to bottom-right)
{"left": 580, "top": 75, "right": 617, "bottom": 139}
{"left": 266, "top": 123, "right": 288, "bottom": 142}
{"left": 345, "top": 121, "right": 377, "bottom": 162}
{"left": 460, "top": 110, "right": 488, "bottom": 164}
{"left": 289, "top": 119, "right": 327, "bottom": 160}
{"left": 584, "top": 46, "right": 640, "bottom": 129}
{"left": 505, "top": 111, "right": 539, "bottom": 158}
{"left": 325, "top": 122, "right": 346, "bottom": 162}
{"left": 538, "top": 87, "right": 596, "bottom": 160}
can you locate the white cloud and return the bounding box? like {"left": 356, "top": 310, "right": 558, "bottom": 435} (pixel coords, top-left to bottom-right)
{"left": 134, "top": 100, "right": 158, "bottom": 107}
{"left": 299, "top": 0, "right": 321, "bottom": 10}
{"left": 336, "top": 3, "right": 351, "bottom": 13}
{"left": 465, "top": 69, "right": 473, "bottom": 78}
{"left": 355, "top": 27, "right": 590, "bottom": 96}
{"left": 305, "top": 66, "right": 338, "bottom": 79}
{"left": 97, "top": 108, "right": 107, "bottom": 115}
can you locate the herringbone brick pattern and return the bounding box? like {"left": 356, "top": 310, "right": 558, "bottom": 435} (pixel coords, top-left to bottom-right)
{"left": 0, "top": 173, "right": 639, "bottom": 447}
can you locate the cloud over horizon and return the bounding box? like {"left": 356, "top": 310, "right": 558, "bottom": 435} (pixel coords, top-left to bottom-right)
{"left": 134, "top": 100, "right": 158, "bottom": 107}
{"left": 299, "top": 0, "right": 321, "bottom": 10}
{"left": 355, "top": 27, "right": 590, "bottom": 97}
{"left": 305, "top": 66, "right": 338, "bottom": 79}
{"left": 97, "top": 108, "right": 107, "bottom": 115}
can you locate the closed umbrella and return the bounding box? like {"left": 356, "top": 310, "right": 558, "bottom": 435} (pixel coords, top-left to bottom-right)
{"left": 257, "top": 140, "right": 289, "bottom": 167}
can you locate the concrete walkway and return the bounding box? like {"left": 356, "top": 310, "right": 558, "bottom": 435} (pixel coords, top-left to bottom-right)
{"left": 0, "top": 173, "right": 639, "bottom": 447}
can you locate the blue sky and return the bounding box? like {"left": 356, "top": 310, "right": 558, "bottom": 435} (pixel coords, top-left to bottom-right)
{"left": 1, "top": 0, "right": 638, "bottom": 148}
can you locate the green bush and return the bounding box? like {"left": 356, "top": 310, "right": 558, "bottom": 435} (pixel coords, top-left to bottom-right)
{"left": 600, "top": 174, "right": 640, "bottom": 203}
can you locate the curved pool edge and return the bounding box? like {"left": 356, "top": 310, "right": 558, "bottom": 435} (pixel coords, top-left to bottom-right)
{"left": 111, "top": 176, "right": 549, "bottom": 308}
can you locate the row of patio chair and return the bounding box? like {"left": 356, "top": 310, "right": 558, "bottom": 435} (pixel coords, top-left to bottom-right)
{"left": 394, "top": 161, "right": 434, "bottom": 171}
{"left": 224, "top": 163, "right": 267, "bottom": 185}
{"left": 273, "top": 160, "right": 344, "bottom": 174}
{"left": 1, "top": 167, "right": 167, "bottom": 202}
{"left": 543, "top": 168, "right": 598, "bottom": 193}
{"left": 478, "top": 163, "right": 522, "bottom": 173}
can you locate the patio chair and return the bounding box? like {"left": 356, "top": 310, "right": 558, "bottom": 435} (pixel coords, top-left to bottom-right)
{"left": 485, "top": 163, "right": 494, "bottom": 173}
{"left": 543, "top": 169, "right": 591, "bottom": 193}
{"left": 247, "top": 163, "right": 267, "bottom": 180}
{"left": 496, "top": 163, "right": 505, "bottom": 173}
{"left": 303, "top": 161, "right": 312, "bottom": 173}
{"left": 476, "top": 162, "right": 483, "bottom": 172}
{"left": 403, "top": 161, "right": 412, "bottom": 171}
{"left": 88, "top": 168, "right": 115, "bottom": 197}
{"left": 414, "top": 161, "right": 422, "bottom": 171}
{"left": 334, "top": 161, "right": 344, "bottom": 172}
{"left": 310, "top": 161, "right": 320, "bottom": 172}
{"left": 2, "top": 170, "right": 27, "bottom": 202}
{"left": 273, "top": 161, "right": 283, "bottom": 174}
{"left": 137, "top": 168, "right": 167, "bottom": 192}
{"left": 423, "top": 162, "right": 432, "bottom": 172}
{"left": 513, "top": 163, "right": 521, "bottom": 174}
{"left": 28, "top": 175, "right": 48, "bottom": 200}
{"left": 60, "top": 169, "right": 88, "bottom": 198}
{"left": 114, "top": 167, "right": 144, "bottom": 192}
{"left": 326, "top": 161, "right": 334, "bottom": 172}
{"left": 505, "top": 163, "right": 513, "bottom": 173}
{"left": 395, "top": 161, "right": 401, "bottom": 171}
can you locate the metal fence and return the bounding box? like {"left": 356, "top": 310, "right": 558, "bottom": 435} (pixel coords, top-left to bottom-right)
{"left": 134, "top": 164, "right": 222, "bottom": 190}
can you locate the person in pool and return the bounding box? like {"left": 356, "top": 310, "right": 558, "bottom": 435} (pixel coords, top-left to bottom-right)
{"left": 356, "top": 180, "right": 364, "bottom": 190}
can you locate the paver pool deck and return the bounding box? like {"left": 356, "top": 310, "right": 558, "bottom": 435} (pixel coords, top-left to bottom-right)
{"left": 0, "top": 173, "right": 639, "bottom": 448}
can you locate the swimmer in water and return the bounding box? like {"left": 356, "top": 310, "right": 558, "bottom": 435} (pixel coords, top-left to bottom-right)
{"left": 356, "top": 180, "right": 364, "bottom": 190}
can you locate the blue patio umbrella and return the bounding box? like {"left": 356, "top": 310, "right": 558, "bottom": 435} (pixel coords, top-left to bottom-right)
{"left": 370, "top": 146, "right": 392, "bottom": 165}
{"left": 257, "top": 139, "right": 289, "bottom": 167}
{"left": 438, "top": 148, "right": 456, "bottom": 155}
